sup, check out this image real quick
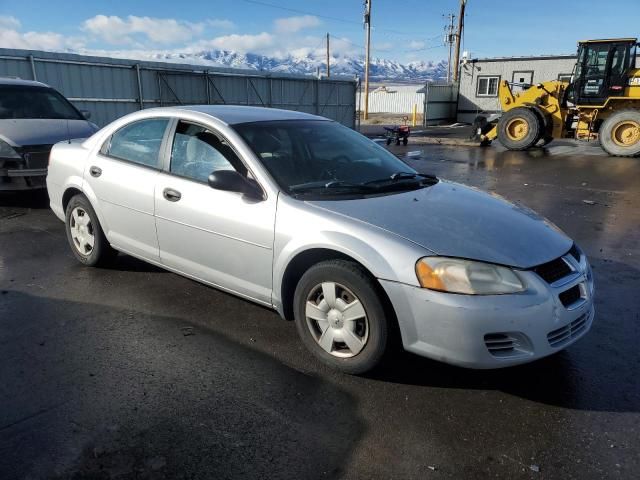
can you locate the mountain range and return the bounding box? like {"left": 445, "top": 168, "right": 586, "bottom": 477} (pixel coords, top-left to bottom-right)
{"left": 109, "top": 49, "right": 448, "bottom": 82}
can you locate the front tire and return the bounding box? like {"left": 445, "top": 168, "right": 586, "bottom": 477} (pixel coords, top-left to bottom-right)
{"left": 599, "top": 109, "right": 640, "bottom": 157}
{"left": 65, "top": 194, "right": 116, "bottom": 267}
{"left": 497, "top": 107, "right": 542, "bottom": 150}
{"left": 293, "top": 260, "right": 389, "bottom": 374}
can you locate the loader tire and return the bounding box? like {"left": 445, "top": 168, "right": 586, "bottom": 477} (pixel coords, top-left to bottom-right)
{"left": 599, "top": 109, "right": 640, "bottom": 157}
{"left": 497, "top": 107, "right": 542, "bottom": 151}
{"left": 539, "top": 135, "right": 554, "bottom": 147}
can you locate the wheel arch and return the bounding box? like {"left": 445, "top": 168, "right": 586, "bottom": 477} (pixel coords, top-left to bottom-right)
{"left": 61, "top": 184, "right": 111, "bottom": 237}
{"left": 62, "top": 186, "right": 83, "bottom": 213}
{"left": 278, "top": 248, "right": 398, "bottom": 326}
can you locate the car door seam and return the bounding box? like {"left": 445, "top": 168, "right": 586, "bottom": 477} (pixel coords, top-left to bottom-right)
{"left": 155, "top": 214, "right": 272, "bottom": 250}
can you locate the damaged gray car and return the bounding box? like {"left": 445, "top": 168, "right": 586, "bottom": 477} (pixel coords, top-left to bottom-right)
{"left": 0, "top": 78, "right": 97, "bottom": 191}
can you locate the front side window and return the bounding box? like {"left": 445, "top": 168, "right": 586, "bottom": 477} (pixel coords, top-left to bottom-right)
{"left": 170, "top": 121, "right": 245, "bottom": 183}
{"left": 107, "top": 118, "right": 169, "bottom": 168}
{"left": 476, "top": 76, "right": 499, "bottom": 97}
{"left": 0, "top": 86, "right": 83, "bottom": 120}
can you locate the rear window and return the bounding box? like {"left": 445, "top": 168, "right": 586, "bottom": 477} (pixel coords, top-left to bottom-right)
{"left": 0, "top": 85, "right": 83, "bottom": 120}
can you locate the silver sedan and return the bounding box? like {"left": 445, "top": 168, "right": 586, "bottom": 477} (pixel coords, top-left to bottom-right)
{"left": 46, "top": 106, "right": 595, "bottom": 374}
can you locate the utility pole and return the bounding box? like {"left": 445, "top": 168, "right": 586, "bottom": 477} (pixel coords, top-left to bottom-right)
{"left": 453, "top": 0, "right": 467, "bottom": 83}
{"left": 326, "top": 32, "right": 330, "bottom": 77}
{"left": 363, "top": 0, "right": 372, "bottom": 120}
{"left": 444, "top": 13, "right": 456, "bottom": 83}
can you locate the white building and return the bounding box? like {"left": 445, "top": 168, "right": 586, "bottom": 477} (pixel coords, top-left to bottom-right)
{"left": 356, "top": 84, "right": 426, "bottom": 114}
{"left": 456, "top": 54, "right": 578, "bottom": 123}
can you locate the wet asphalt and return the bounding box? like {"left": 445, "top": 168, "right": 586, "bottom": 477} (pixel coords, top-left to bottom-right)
{"left": 1, "top": 139, "right": 639, "bottom": 479}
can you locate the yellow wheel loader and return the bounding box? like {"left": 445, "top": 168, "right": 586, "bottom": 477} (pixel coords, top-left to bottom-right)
{"left": 479, "top": 38, "right": 640, "bottom": 157}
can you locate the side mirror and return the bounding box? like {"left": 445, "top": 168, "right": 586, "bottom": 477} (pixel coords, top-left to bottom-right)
{"left": 80, "top": 110, "right": 92, "bottom": 120}
{"left": 207, "top": 170, "right": 263, "bottom": 199}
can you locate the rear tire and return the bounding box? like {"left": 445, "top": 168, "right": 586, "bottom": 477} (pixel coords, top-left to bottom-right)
{"left": 497, "top": 107, "right": 542, "bottom": 150}
{"left": 65, "top": 194, "right": 116, "bottom": 267}
{"left": 293, "top": 260, "right": 389, "bottom": 375}
{"left": 599, "top": 109, "right": 640, "bottom": 157}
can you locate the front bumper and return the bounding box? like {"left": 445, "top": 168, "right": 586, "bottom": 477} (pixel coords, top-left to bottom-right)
{"left": 0, "top": 168, "right": 48, "bottom": 190}
{"left": 381, "top": 252, "right": 595, "bottom": 369}
{"left": 1, "top": 147, "right": 51, "bottom": 191}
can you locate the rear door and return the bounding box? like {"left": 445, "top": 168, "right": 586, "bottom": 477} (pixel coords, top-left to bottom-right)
{"left": 154, "top": 119, "right": 276, "bottom": 304}
{"left": 84, "top": 117, "right": 171, "bottom": 261}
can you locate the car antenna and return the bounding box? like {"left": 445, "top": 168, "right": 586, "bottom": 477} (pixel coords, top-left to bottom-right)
{"left": 66, "top": 119, "right": 71, "bottom": 144}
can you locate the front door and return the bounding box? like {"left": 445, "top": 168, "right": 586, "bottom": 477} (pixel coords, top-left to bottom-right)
{"left": 84, "top": 117, "right": 171, "bottom": 260}
{"left": 154, "top": 120, "right": 276, "bottom": 304}
{"left": 574, "top": 41, "right": 635, "bottom": 105}
{"left": 511, "top": 71, "right": 534, "bottom": 93}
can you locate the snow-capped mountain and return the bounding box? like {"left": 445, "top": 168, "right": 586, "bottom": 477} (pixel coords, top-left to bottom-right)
{"left": 108, "top": 49, "right": 448, "bottom": 81}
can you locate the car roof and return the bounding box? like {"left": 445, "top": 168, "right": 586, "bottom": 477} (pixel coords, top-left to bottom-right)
{"left": 0, "top": 77, "right": 51, "bottom": 88}
{"left": 170, "top": 105, "right": 330, "bottom": 125}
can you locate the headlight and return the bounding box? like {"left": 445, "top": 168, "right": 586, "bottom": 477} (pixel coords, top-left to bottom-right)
{"left": 415, "top": 257, "right": 524, "bottom": 295}
{"left": 0, "top": 139, "right": 20, "bottom": 159}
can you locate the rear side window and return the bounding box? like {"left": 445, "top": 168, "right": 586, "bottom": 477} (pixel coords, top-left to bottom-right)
{"left": 106, "top": 118, "right": 169, "bottom": 168}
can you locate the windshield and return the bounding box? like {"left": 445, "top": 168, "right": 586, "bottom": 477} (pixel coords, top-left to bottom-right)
{"left": 0, "top": 85, "right": 83, "bottom": 120}
{"left": 234, "top": 120, "right": 433, "bottom": 197}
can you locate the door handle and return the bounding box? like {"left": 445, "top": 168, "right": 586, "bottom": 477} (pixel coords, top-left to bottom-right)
{"left": 89, "top": 166, "right": 102, "bottom": 177}
{"left": 163, "top": 188, "right": 182, "bottom": 202}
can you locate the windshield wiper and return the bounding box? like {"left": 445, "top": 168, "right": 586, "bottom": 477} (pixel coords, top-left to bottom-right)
{"left": 364, "top": 172, "right": 438, "bottom": 186}
{"left": 290, "top": 180, "right": 375, "bottom": 194}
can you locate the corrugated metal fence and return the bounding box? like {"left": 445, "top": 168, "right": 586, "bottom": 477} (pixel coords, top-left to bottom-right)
{"left": 355, "top": 83, "right": 459, "bottom": 125}
{"left": 421, "top": 83, "right": 458, "bottom": 126}
{"left": 0, "top": 49, "right": 358, "bottom": 128}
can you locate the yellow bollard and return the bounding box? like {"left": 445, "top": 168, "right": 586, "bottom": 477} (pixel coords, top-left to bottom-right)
{"left": 412, "top": 104, "right": 417, "bottom": 127}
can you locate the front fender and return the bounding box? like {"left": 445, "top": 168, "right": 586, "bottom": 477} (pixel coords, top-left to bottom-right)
{"left": 272, "top": 195, "right": 433, "bottom": 310}
{"left": 273, "top": 232, "right": 397, "bottom": 287}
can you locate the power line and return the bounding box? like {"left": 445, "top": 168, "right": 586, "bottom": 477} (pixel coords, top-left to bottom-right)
{"left": 239, "top": 0, "right": 424, "bottom": 35}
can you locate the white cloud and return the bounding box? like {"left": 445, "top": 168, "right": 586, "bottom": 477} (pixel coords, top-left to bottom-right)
{"left": 207, "top": 19, "right": 235, "bottom": 30}
{"left": 82, "top": 15, "right": 228, "bottom": 45}
{"left": 0, "top": 15, "right": 21, "bottom": 29}
{"left": 198, "top": 32, "right": 275, "bottom": 54}
{"left": 0, "top": 28, "right": 82, "bottom": 51}
{"left": 408, "top": 40, "right": 426, "bottom": 50}
{"left": 274, "top": 15, "right": 321, "bottom": 34}
{"left": 374, "top": 42, "right": 393, "bottom": 52}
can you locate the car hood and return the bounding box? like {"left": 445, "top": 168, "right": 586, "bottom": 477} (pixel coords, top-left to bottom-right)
{"left": 0, "top": 119, "right": 98, "bottom": 146}
{"left": 307, "top": 180, "right": 572, "bottom": 269}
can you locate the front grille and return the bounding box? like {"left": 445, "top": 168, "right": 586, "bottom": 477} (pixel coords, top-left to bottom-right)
{"left": 569, "top": 244, "right": 581, "bottom": 262}
{"left": 547, "top": 313, "right": 589, "bottom": 348}
{"left": 484, "top": 332, "right": 532, "bottom": 359}
{"left": 533, "top": 257, "right": 572, "bottom": 283}
{"left": 559, "top": 284, "right": 581, "bottom": 307}
{"left": 484, "top": 333, "right": 514, "bottom": 356}
{"left": 20, "top": 145, "right": 52, "bottom": 169}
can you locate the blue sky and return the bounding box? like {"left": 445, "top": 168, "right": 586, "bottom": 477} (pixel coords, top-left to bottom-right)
{"left": 0, "top": 0, "right": 638, "bottom": 63}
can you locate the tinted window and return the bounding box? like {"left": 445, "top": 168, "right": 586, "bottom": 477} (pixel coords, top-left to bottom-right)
{"left": 0, "top": 85, "right": 83, "bottom": 120}
{"left": 170, "top": 121, "right": 245, "bottom": 182}
{"left": 107, "top": 118, "right": 169, "bottom": 167}
{"left": 234, "top": 120, "right": 418, "bottom": 191}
